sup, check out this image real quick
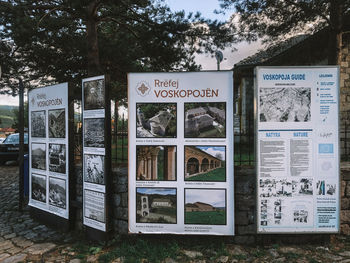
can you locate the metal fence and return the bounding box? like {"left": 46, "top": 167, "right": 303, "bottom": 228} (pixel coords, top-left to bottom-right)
{"left": 73, "top": 103, "right": 350, "bottom": 167}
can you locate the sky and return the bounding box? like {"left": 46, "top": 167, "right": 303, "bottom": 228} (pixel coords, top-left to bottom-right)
{"left": 185, "top": 189, "right": 226, "bottom": 207}
{"left": 0, "top": 0, "right": 261, "bottom": 107}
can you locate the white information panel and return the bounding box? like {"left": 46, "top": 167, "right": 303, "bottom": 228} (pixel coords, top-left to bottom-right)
{"left": 256, "top": 66, "right": 340, "bottom": 233}
{"left": 28, "top": 83, "right": 69, "bottom": 219}
{"left": 128, "top": 71, "right": 234, "bottom": 235}
{"left": 82, "top": 75, "right": 107, "bottom": 232}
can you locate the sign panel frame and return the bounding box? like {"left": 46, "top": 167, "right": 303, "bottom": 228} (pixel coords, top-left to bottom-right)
{"left": 255, "top": 66, "right": 340, "bottom": 234}
{"left": 28, "top": 83, "right": 71, "bottom": 220}
{"left": 128, "top": 71, "right": 234, "bottom": 235}
{"left": 82, "top": 75, "right": 111, "bottom": 233}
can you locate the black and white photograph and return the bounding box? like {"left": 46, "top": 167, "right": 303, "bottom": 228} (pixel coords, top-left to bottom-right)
{"left": 294, "top": 209, "right": 308, "bottom": 223}
{"left": 31, "top": 110, "right": 46, "bottom": 137}
{"left": 84, "top": 79, "right": 105, "bottom": 110}
{"left": 49, "top": 144, "right": 66, "bottom": 174}
{"left": 259, "top": 87, "right": 311, "bottom": 122}
{"left": 84, "top": 118, "right": 105, "bottom": 148}
{"left": 31, "top": 173, "right": 46, "bottom": 203}
{"left": 274, "top": 200, "right": 282, "bottom": 220}
{"left": 84, "top": 154, "right": 105, "bottom": 184}
{"left": 49, "top": 177, "right": 66, "bottom": 209}
{"left": 184, "top": 102, "right": 226, "bottom": 138}
{"left": 48, "top": 109, "right": 65, "bottom": 138}
{"left": 32, "top": 143, "right": 46, "bottom": 170}
{"left": 293, "top": 178, "right": 313, "bottom": 196}
{"left": 85, "top": 190, "right": 105, "bottom": 223}
{"left": 259, "top": 179, "right": 294, "bottom": 198}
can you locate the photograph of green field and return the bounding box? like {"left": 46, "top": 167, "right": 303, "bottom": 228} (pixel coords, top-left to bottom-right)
{"left": 185, "top": 146, "right": 226, "bottom": 182}
{"left": 185, "top": 188, "right": 226, "bottom": 225}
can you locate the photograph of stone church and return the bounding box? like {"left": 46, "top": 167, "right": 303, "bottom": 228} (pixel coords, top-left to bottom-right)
{"left": 136, "top": 188, "right": 177, "bottom": 224}
{"left": 185, "top": 188, "right": 226, "bottom": 225}
{"left": 136, "top": 103, "right": 177, "bottom": 138}
{"left": 184, "top": 102, "right": 226, "bottom": 138}
{"left": 136, "top": 146, "right": 176, "bottom": 181}
{"left": 185, "top": 146, "right": 225, "bottom": 182}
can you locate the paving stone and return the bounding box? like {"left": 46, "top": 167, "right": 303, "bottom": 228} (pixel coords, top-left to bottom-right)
{"left": 182, "top": 250, "right": 203, "bottom": 258}
{"left": 1, "top": 253, "right": 27, "bottom": 263}
{"left": 4, "top": 233, "right": 16, "bottom": 240}
{"left": 5, "top": 247, "right": 22, "bottom": 256}
{"left": 340, "top": 251, "right": 350, "bottom": 257}
{"left": 24, "top": 243, "right": 56, "bottom": 256}
{"left": 11, "top": 237, "right": 33, "bottom": 248}
{"left": 0, "top": 253, "right": 10, "bottom": 261}
{"left": 0, "top": 241, "right": 14, "bottom": 251}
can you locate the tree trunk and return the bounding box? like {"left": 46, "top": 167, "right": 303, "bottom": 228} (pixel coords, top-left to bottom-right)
{"left": 86, "top": 0, "right": 101, "bottom": 76}
{"left": 328, "top": 0, "right": 344, "bottom": 65}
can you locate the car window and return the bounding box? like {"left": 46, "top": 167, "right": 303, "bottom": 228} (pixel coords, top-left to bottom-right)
{"left": 4, "top": 134, "right": 19, "bottom": 144}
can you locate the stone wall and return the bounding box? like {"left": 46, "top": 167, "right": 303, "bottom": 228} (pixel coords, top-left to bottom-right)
{"left": 110, "top": 162, "right": 350, "bottom": 242}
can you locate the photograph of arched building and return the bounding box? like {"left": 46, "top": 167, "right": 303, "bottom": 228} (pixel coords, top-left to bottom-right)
{"left": 136, "top": 146, "right": 176, "bottom": 181}
{"left": 184, "top": 146, "right": 226, "bottom": 182}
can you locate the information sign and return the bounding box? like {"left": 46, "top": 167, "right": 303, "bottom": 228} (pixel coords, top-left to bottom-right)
{"left": 256, "top": 66, "right": 340, "bottom": 233}
{"left": 128, "top": 71, "right": 234, "bottom": 235}
{"left": 28, "top": 83, "right": 70, "bottom": 219}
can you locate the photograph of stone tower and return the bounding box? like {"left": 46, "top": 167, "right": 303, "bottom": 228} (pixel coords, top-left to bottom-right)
{"left": 136, "top": 103, "right": 177, "bottom": 138}
{"left": 136, "top": 188, "right": 177, "bottom": 224}
{"left": 184, "top": 102, "right": 226, "bottom": 138}
{"left": 136, "top": 145, "right": 176, "bottom": 181}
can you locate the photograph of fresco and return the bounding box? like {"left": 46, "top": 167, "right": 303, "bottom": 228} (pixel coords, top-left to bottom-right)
{"left": 136, "top": 146, "right": 176, "bottom": 181}
{"left": 84, "top": 118, "right": 105, "bottom": 148}
{"left": 31, "top": 111, "right": 46, "bottom": 138}
{"left": 184, "top": 102, "right": 226, "bottom": 138}
{"left": 48, "top": 109, "right": 65, "bottom": 138}
{"left": 84, "top": 154, "right": 105, "bottom": 185}
{"left": 185, "top": 188, "right": 226, "bottom": 225}
{"left": 185, "top": 146, "right": 226, "bottom": 182}
{"left": 136, "top": 103, "right": 177, "bottom": 138}
{"left": 84, "top": 79, "right": 105, "bottom": 110}
{"left": 136, "top": 188, "right": 177, "bottom": 224}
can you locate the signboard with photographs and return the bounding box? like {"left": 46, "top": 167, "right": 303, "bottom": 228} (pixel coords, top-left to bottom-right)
{"left": 256, "top": 66, "right": 340, "bottom": 233}
{"left": 28, "top": 83, "right": 69, "bottom": 219}
{"left": 82, "top": 75, "right": 110, "bottom": 232}
{"left": 128, "top": 72, "right": 234, "bottom": 235}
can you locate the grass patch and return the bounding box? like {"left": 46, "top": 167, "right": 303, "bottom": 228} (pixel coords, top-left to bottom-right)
{"left": 185, "top": 210, "right": 226, "bottom": 225}
{"left": 185, "top": 167, "right": 225, "bottom": 182}
{"left": 98, "top": 238, "right": 179, "bottom": 263}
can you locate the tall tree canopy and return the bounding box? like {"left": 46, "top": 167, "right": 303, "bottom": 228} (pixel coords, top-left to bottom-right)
{"left": 0, "top": 0, "right": 237, "bottom": 98}
{"left": 219, "top": 0, "right": 350, "bottom": 65}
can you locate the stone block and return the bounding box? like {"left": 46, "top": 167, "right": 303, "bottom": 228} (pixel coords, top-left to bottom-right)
{"left": 341, "top": 224, "right": 350, "bottom": 235}
{"left": 113, "top": 194, "right": 121, "bottom": 207}
{"left": 342, "top": 181, "right": 346, "bottom": 197}
{"left": 342, "top": 198, "right": 350, "bottom": 210}
{"left": 236, "top": 225, "right": 256, "bottom": 235}
{"left": 341, "top": 210, "right": 350, "bottom": 223}
{"left": 235, "top": 195, "right": 255, "bottom": 211}
{"left": 121, "top": 192, "right": 128, "bottom": 207}
{"left": 346, "top": 183, "right": 350, "bottom": 197}
{"left": 114, "top": 220, "right": 128, "bottom": 234}
{"left": 114, "top": 207, "right": 128, "bottom": 220}
{"left": 235, "top": 177, "right": 255, "bottom": 195}
{"left": 2, "top": 253, "right": 27, "bottom": 263}
{"left": 235, "top": 211, "right": 249, "bottom": 225}
{"left": 232, "top": 235, "right": 256, "bottom": 245}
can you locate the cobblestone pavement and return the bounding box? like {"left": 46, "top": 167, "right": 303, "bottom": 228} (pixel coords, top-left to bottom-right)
{"left": 0, "top": 164, "right": 77, "bottom": 263}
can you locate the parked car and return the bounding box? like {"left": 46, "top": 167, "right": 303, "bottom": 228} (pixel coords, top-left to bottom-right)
{"left": 0, "top": 138, "right": 5, "bottom": 143}
{"left": 0, "top": 133, "right": 28, "bottom": 165}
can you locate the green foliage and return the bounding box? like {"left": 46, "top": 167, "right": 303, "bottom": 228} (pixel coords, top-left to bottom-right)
{"left": 11, "top": 102, "right": 28, "bottom": 130}
{"left": 0, "top": 0, "right": 236, "bottom": 98}
{"left": 0, "top": 105, "right": 17, "bottom": 128}
{"left": 98, "top": 238, "right": 179, "bottom": 263}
